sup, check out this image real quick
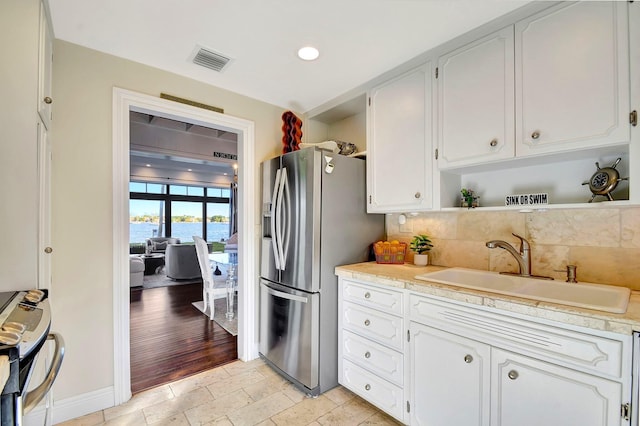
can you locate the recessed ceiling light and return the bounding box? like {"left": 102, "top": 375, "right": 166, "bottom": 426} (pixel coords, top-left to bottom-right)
{"left": 187, "top": 168, "right": 193, "bottom": 172}
{"left": 298, "top": 46, "right": 319, "bottom": 61}
{"left": 145, "top": 164, "right": 151, "bottom": 167}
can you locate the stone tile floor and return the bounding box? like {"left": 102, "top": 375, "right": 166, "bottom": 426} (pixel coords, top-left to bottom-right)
{"left": 58, "top": 358, "right": 402, "bottom": 425}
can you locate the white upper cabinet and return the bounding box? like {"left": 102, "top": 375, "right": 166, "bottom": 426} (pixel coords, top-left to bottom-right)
{"left": 367, "top": 63, "right": 432, "bottom": 212}
{"left": 37, "top": 0, "right": 53, "bottom": 129}
{"left": 437, "top": 26, "right": 515, "bottom": 169}
{"left": 515, "top": 1, "right": 630, "bottom": 156}
{"left": 314, "top": 1, "right": 637, "bottom": 209}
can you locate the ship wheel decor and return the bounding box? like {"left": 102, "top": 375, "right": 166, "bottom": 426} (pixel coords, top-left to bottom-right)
{"left": 581, "top": 157, "right": 628, "bottom": 202}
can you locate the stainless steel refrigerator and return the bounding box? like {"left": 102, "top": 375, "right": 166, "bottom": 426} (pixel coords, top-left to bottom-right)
{"left": 259, "top": 147, "right": 384, "bottom": 396}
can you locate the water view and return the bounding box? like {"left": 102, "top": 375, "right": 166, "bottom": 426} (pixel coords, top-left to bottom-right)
{"left": 130, "top": 221, "right": 231, "bottom": 243}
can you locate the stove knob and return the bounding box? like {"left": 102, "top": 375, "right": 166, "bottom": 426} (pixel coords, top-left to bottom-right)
{"left": 25, "top": 289, "right": 45, "bottom": 303}
{"left": 2, "top": 322, "right": 26, "bottom": 334}
{"left": 0, "top": 331, "right": 21, "bottom": 346}
{"left": 24, "top": 293, "right": 39, "bottom": 303}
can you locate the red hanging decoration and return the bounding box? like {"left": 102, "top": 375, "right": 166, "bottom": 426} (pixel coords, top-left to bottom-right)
{"left": 281, "top": 111, "right": 303, "bottom": 154}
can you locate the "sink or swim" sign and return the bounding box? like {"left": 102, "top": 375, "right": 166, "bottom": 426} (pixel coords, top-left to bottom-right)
{"left": 505, "top": 193, "right": 549, "bottom": 206}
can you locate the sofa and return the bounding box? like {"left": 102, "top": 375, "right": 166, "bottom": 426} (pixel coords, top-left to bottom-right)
{"left": 129, "top": 256, "right": 145, "bottom": 287}
{"left": 145, "top": 237, "right": 180, "bottom": 254}
{"left": 164, "top": 244, "right": 201, "bottom": 280}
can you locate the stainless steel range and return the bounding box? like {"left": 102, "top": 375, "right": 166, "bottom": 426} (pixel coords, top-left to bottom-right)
{"left": 0, "top": 290, "right": 64, "bottom": 425}
{"left": 259, "top": 148, "right": 384, "bottom": 396}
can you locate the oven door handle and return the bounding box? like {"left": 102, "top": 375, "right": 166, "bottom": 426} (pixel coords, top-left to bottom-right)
{"left": 23, "top": 332, "right": 65, "bottom": 414}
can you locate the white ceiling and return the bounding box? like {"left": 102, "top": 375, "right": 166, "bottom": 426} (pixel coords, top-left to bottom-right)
{"left": 47, "top": 0, "right": 531, "bottom": 113}
{"left": 129, "top": 111, "right": 237, "bottom": 186}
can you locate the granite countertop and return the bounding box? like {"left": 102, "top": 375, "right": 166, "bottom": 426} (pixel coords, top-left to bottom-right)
{"left": 335, "top": 262, "right": 640, "bottom": 335}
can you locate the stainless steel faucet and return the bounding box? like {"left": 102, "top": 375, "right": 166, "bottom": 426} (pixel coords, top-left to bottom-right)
{"left": 486, "top": 233, "right": 532, "bottom": 276}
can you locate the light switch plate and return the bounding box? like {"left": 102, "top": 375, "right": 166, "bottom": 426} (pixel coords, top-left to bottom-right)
{"left": 399, "top": 221, "right": 413, "bottom": 233}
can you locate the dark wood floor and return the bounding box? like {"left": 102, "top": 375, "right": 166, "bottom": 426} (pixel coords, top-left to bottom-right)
{"left": 130, "top": 283, "right": 237, "bottom": 394}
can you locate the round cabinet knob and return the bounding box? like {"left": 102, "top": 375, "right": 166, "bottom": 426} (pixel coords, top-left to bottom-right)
{"left": 490, "top": 139, "right": 498, "bottom": 147}
{"left": 44, "top": 247, "right": 53, "bottom": 254}
{"left": 364, "top": 292, "right": 371, "bottom": 299}
{"left": 414, "top": 192, "right": 421, "bottom": 199}
{"left": 531, "top": 131, "right": 540, "bottom": 140}
{"left": 464, "top": 354, "right": 473, "bottom": 363}
{"left": 44, "top": 96, "right": 53, "bottom": 104}
{"left": 508, "top": 370, "right": 519, "bottom": 380}
{"left": 364, "top": 351, "right": 371, "bottom": 359}
{"left": 364, "top": 319, "right": 371, "bottom": 326}
{"left": 365, "top": 384, "right": 371, "bottom": 391}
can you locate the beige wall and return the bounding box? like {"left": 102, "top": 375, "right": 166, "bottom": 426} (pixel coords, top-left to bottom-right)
{"left": 52, "top": 40, "right": 284, "bottom": 400}
{"left": 0, "top": 0, "right": 40, "bottom": 289}
{"left": 326, "top": 112, "right": 366, "bottom": 152}
{"left": 387, "top": 207, "right": 640, "bottom": 289}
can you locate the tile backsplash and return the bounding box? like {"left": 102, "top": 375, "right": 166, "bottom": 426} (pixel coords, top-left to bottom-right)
{"left": 386, "top": 207, "right": 640, "bottom": 290}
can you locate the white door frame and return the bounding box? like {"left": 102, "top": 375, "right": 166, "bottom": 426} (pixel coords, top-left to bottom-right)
{"left": 112, "top": 88, "right": 256, "bottom": 404}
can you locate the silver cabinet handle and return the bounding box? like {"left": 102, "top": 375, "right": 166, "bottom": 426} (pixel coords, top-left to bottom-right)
{"left": 365, "top": 351, "right": 371, "bottom": 359}
{"left": 364, "top": 319, "right": 371, "bottom": 326}
{"left": 531, "top": 131, "right": 540, "bottom": 140}
{"left": 464, "top": 354, "right": 473, "bottom": 363}
{"left": 508, "top": 370, "right": 519, "bottom": 380}
{"left": 414, "top": 192, "right": 421, "bottom": 199}
{"left": 365, "top": 384, "right": 371, "bottom": 391}
{"left": 44, "top": 247, "right": 53, "bottom": 254}
{"left": 490, "top": 139, "right": 498, "bottom": 147}
{"left": 44, "top": 96, "right": 52, "bottom": 104}
{"left": 364, "top": 292, "right": 371, "bottom": 299}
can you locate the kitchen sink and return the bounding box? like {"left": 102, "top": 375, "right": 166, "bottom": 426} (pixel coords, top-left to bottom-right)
{"left": 415, "top": 268, "right": 630, "bottom": 314}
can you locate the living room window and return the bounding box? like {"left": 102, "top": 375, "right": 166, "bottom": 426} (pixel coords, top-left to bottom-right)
{"left": 130, "top": 181, "right": 231, "bottom": 248}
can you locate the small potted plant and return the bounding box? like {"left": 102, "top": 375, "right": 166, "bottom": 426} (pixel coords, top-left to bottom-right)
{"left": 410, "top": 234, "right": 433, "bottom": 266}
{"left": 461, "top": 188, "right": 479, "bottom": 208}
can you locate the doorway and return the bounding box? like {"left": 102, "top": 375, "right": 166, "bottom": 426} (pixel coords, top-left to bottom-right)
{"left": 113, "top": 88, "right": 257, "bottom": 405}
{"left": 128, "top": 113, "right": 239, "bottom": 392}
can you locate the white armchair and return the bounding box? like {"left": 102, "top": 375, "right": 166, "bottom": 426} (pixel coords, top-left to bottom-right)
{"left": 145, "top": 237, "right": 180, "bottom": 254}
{"left": 224, "top": 233, "right": 238, "bottom": 258}
{"left": 129, "top": 256, "right": 145, "bottom": 287}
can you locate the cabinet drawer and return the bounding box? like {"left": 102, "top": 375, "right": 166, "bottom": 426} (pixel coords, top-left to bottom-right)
{"left": 341, "top": 359, "right": 404, "bottom": 421}
{"left": 343, "top": 301, "right": 404, "bottom": 350}
{"left": 342, "top": 330, "right": 403, "bottom": 386}
{"left": 342, "top": 279, "right": 403, "bottom": 315}
{"left": 409, "top": 293, "right": 627, "bottom": 379}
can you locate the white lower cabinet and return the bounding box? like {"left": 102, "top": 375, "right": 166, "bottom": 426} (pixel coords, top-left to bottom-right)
{"left": 409, "top": 322, "right": 490, "bottom": 426}
{"left": 491, "top": 348, "right": 623, "bottom": 426}
{"left": 342, "top": 359, "right": 405, "bottom": 419}
{"left": 338, "top": 277, "right": 632, "bottom": 425}
{"left": 338, "top": 279, "right": 406, "bottom": 423}
{"left": 343, "top": 330, "right": 403, "bottom": 385}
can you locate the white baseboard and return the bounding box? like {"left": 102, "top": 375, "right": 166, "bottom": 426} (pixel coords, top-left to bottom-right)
{"left": 25, "top": 386, "right": 116, "bottom": 425}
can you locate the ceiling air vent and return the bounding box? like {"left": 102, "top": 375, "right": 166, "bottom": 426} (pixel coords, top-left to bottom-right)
{"left": 192, "top": 46, "right": 231, "bottom": 72}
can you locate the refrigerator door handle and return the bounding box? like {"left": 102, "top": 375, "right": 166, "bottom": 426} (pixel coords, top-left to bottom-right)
{"left": 266, "top": 286, "right": 309, "bottom": 304}
{"left": 275, "top": 167, "right": 287, "bottom": 270}
{"left": 281, "top": 167, "right": 291, "bottom": 270}
{"left": 271, "top": 167, "right": 282, "bottom": 270}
